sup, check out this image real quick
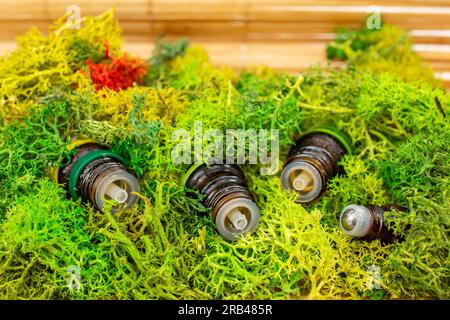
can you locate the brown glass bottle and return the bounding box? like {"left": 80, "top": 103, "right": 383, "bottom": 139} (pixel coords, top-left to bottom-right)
{"left": 340, "top": 204, "right": 409, "bottom": 244}
{"left": 184, "top": 163, "right": 260, "bottom": 241}
{"left": 281, "top": 128, "right": 351, "bottom": 203}
{"left": 58, "top": 142, "right": 140, "bottom": 213}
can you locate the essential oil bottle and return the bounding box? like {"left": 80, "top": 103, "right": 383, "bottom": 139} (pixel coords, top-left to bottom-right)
{"left": 56, "top": 140, "right": 140, "bottom": 213}
{"left": 340, "top": 204, "right": 409, "bottom": 244}
{"left": 281, "top": 126, "right": 352, "bottom": 203}
{"left": 183, "top": 163, "right": 260, "bottom": 241}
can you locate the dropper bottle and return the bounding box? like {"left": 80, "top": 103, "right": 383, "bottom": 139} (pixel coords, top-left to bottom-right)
{"left": 56, "top": 139, "right": 140, "bottom": 213}
{"left": 340, "top": 204, "right": 409, "bottom": 244}
{"left": 281, "top": 125, "right": 352, "bottom": 203}
{"left": 183, "top": 163, "right": 260, "bottom": 241}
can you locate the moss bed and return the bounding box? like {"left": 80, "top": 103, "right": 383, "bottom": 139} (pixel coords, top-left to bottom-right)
{"left": 0, "top": 10, "right": 448, "bottom": 299}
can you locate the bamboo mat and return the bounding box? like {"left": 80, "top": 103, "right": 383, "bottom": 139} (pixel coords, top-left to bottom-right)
{"left": 0, "top": 0, "right": 449, "bottom": 88}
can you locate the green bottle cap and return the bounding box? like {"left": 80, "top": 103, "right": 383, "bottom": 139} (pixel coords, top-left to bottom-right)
{"left": 68, "top": 150, "right": 127, "bottom": 200}
{"left": 302, "top": 124, "right": 353, "bottom": 155}
{"left": 180, "top": 163, "right": 204, "bottom": 187}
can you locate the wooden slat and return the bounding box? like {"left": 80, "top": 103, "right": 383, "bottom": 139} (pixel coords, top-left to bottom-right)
{"left": 44, "top": 0, "right": 151, "bottom": 20}
{"left": 0, "top": 1, "right": 449, "bottom": 40}
{"left": 1, "top": 39, "right": 449, "bottom": 90}
{"left": 151, "top": 21, "right": 246, "bottom": 40}
{"left": 0, "top": 1, "right": 46, "bottom": 19}
{"left": 247, "top": 0, "right": 450, "bottom": 6}
{"left": 151, "top": 0, "right": 246, "bottom": 20}
{"left": 2, "top": 19, "right": 450, "bottom": 45}
{"left": 0, "top": 1, "right": 448, "bottom": 89}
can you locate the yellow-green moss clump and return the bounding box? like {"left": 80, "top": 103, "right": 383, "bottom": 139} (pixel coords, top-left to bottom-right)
{"left": 0, "top": 9, "right": 121, "bottom": 125}
{"left": 327, "top": 24, "right": 441, "bottom": 86}
{"left": 0, "top": 11, "right": 448, "bottom": 300}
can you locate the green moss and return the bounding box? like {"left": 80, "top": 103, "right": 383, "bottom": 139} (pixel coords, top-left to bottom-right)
{"left": 235, "top": 69, "right": 303, "bottom": 150}
{"left": 144, "top": 38, "right": 189, "bottom": 85}
{"left": 0, "top": 11, "right": 448, "bottom": 300}
{"left": 296, "top": 67, "right": 448, "bottom": 160}
{"left": 314, "top": 156, "right": 391, "bottom": 226}
{"left": 376, "top": 126, "right": 450, "bottom": 298}
{"left": 0, "top": 9, "right": 121, "bottom": 124}
{"left": 0, "top": 97, "right": 72, "bottom": 217}
{"left": 0, "top": 179, "right": 93, "bottom": 299}
{"left": 327, "top": 25, "right": 440, "bottom": 86}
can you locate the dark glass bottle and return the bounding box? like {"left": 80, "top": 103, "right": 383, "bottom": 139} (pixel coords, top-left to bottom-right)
{"left": 58, "top": 142, "right": 140, "bottom": 213}
{"left": 340, "top": 204, "right": 409, "bottom": 244}
{"left": 281, "top": 126, "right": 352, "bottom": 203}
{"left": 184, "top": 163, "right": 260, "bottom": 241}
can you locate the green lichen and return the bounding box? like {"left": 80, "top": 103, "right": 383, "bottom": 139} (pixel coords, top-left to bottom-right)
{"left": 144, "top": 38, "right": 189, "bottom": 85}
{"left": 296, "top": 67, "right": 448, "bottom": 160}
{"left": 0, "top": 11, "right": 448, "bottom": 300}
{"left": 0, "top": 9, "right": 121, "bottom": 124}
{"left": 327, "top": 24, "right": 440, "bottom": 86}
{"left": 0, "top": 97, "right": 72, "bottom": 217}
{"left": 377, "top": 126, "right": 450, "bottom": 299}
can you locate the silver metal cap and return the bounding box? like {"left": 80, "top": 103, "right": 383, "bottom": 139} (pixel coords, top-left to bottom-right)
{"left": 340, "top": 205, "right": 372, "bottom": 238}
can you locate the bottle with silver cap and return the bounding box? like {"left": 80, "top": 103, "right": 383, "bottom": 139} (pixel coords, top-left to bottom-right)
{"left": 339, "top": 204, "right": 408, "bottom": 244}
{"left": 280, "top": 125, "right": 352, "bottom": 203}
{"left": 183, "top": 163, "right": 261, "bottom": 241}
{"left": 54, "top": 140, "right": 140, "bottom": 214}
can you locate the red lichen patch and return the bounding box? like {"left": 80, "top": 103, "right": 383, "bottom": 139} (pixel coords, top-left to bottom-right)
{"left": 85, "top": 48, "right": 148, "bottom": 92}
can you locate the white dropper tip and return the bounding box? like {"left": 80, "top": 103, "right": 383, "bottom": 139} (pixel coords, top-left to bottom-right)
{"left": 228, "top": 208, "right": 248, "bottom": 230}
{"left": 292, "top": 171, "right": 313, "bottom": 192}
{"left": 105, "top": 183, "right": 129, "bottom": 204}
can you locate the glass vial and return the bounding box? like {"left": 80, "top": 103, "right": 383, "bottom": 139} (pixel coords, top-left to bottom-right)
{"left": 58, "top": 142, "right": 140, "bottom": 213}
{"left": 340, "top": 204, "right": 408, "bottom": 244}
{"left": 281, "top": 127, "right": 352, "bottom": 203}
{"left": 184, "top": 164, "right": 260, "bottom": 241}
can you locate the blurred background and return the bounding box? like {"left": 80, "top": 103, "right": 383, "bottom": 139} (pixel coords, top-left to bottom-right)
{"left": 0, "top": 0, "right": 449, "bottom": 88}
